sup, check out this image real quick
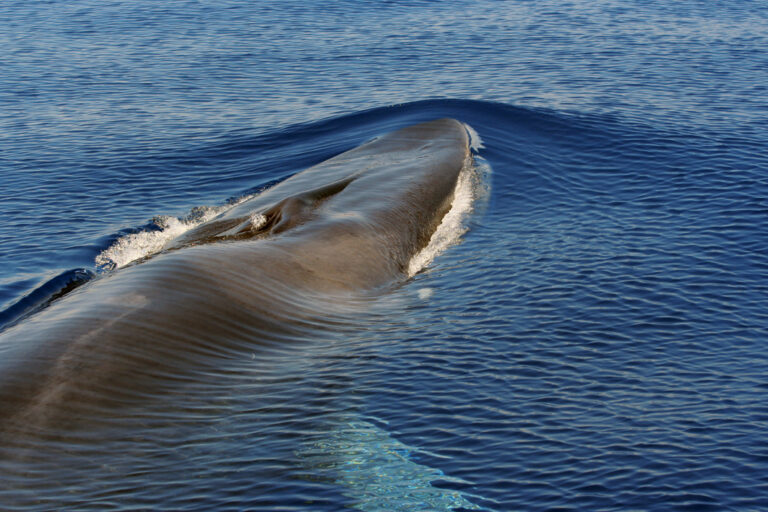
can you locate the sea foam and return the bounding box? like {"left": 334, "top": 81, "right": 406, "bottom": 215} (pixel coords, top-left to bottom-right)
{"left": 407, "top": 124, "right": 490, "bottom": 277}
{"left": 95, "top": 196, "right": 253, "bottom": 270}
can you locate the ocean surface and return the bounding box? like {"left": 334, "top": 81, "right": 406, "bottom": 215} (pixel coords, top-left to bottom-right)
{"left": 1, "top": 0, "right": 768, "bottom": 510}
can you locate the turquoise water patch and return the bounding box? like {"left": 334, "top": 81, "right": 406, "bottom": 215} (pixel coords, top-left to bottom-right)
{"left": 300, "top": 418, "right": 480, "bottom": 511}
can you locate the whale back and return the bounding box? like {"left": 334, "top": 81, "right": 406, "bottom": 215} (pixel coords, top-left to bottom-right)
{"left": 0, "top": 118, "right": 470, "bottom": 432}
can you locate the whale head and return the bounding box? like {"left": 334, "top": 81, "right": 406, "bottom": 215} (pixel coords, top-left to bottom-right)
{"left": 169, "top": 118, "right": 471, "bottom": 289}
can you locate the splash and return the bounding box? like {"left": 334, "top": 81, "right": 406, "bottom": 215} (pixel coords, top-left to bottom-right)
{"left": 94, "top": 197, "right": 253, "bottom": 270}
{"left": 249, "top": 212, "right": 267, "bottom": 230}
{"left": 407, "top": 128, "right": 491, "bottom": 277}
{"left": 464, "top": 123, "right": 485, "bottom": 151}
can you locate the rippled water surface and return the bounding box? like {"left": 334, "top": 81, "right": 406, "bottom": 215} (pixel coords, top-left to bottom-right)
{"left": 2, "top": 0, "right": 768, "bottom": 510}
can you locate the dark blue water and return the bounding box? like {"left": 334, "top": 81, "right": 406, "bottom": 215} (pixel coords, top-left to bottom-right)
{"left": 2, "top": 1, "right": 768, "bottom": 510}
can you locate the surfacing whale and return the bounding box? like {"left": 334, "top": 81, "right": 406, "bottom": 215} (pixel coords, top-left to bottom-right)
{"left": 0, "top": 119, "right": 471, "bottom": 433}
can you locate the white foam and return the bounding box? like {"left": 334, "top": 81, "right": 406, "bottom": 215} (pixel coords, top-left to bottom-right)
{"left": 417, "top": 287, "right": 434, "bottom": 300}
{"left": 464, "top": 122, "right": 485, "bottom": 151}
{"left": 249, "top": 212, "right": 267, "bottom": 229}
{"left": 95, "top": 196, "right": 253, "bottom": 270}
{"left": 407, "top": 151, "right": 490, "bottom": 277}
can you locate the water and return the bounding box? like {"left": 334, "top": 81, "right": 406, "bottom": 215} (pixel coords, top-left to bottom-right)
{"left": 1, "top": 0, "right": 768, "bottom": 510}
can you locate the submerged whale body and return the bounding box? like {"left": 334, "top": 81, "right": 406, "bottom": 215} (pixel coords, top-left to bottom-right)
{"left": 0, "top": 119, "right": 471, "bottom": 432}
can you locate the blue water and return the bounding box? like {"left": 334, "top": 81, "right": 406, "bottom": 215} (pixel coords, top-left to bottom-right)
{"left": 2, "top": 0, "right": 768, "bottom": 510}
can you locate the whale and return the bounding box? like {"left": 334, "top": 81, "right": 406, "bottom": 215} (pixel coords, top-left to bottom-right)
{"left": 0, "top": 118, "right": 471, "bottom": 435}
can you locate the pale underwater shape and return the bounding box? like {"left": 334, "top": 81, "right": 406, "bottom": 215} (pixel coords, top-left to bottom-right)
{"left": 300, "top": 418, "right": 480, "bottom": 511}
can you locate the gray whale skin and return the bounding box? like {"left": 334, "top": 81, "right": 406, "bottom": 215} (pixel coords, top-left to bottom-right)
{"left": 0, "top": 118, "right": 470, "bottom": 431}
